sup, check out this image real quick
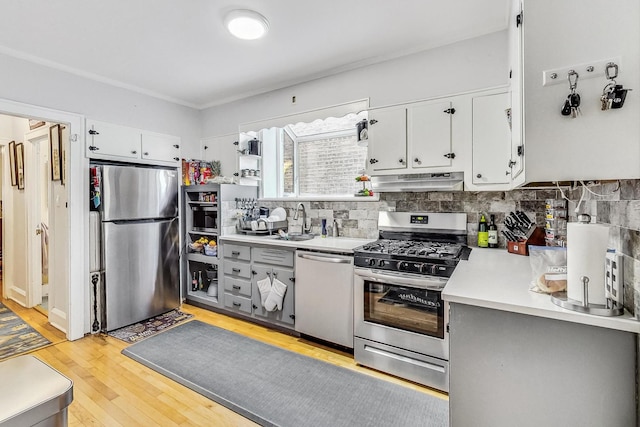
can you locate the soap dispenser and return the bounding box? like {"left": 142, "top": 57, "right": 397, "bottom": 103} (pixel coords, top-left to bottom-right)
{"left": 332, "top": 220, "right": 339, "bottom": 237}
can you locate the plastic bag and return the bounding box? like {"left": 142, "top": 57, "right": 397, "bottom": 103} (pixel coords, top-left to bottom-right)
{"left": 529, "top": 245, "right": 567, "bottom": 294}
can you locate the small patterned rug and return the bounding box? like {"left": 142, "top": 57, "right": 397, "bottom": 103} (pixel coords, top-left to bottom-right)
{"left": 0, "top": 302, "right": 52, "bottom": 361}
{"left": 108, "top": 309, "right": 194, "bottom": 344}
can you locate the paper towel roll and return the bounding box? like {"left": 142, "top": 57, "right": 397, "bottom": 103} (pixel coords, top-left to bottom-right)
{"left": 566, "top": 222, "right": 609, "bottom": 305}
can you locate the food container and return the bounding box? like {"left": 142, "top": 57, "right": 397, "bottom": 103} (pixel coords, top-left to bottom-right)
{"left": 188, "top": 242, "right": 204, "bottom": 253}
{"left": 204, "top": 245, "right": 217, "bottom": 256}
{"left": 206, "top": 268, "right": 218, "bottom": 280}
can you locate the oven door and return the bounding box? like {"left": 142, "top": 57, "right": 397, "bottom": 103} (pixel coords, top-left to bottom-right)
{"left": 354, "top": 267, "right": 449, "bottom": 360}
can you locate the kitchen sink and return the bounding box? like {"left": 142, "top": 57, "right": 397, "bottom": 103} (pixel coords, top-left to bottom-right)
{"left": 277, "top": 233, "right": 315, "bottom": 241}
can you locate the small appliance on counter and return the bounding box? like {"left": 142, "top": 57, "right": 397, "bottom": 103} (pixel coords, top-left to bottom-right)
{"left": 550, "top": 214, "right": 624, "bottom": 317}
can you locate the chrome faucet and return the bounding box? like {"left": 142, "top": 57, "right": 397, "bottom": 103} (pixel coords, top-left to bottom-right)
{"left": 293, "top": 203, "right": 311, "bottom": 233}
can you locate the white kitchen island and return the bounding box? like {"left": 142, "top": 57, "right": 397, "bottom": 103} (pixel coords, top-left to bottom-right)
{"left": 443, "top": 249, "right": 638, "bottom": 427}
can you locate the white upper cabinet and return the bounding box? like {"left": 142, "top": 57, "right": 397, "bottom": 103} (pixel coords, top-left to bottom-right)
{"left": 471, "top": 92, "right": 512, "bottom": 186}
{"left": 141, "top": 132, "right": 180, "bottom": 163}
{"left": 511, "top": 0, "right": 640, "bottom": 184}
{"left": 408, "top": 101, "right": 454, "bottom": 169}
{"left": 367, "top": 99, "right": 456, "bottom": 175}
{"left": 87, "top": 120, "right": 140, "bottom": 160}
{"left": 366, "top": 106, "right": 407, "bottom": 172}
{"left": 86, "top": 119, "right": 180, "bottom": 166}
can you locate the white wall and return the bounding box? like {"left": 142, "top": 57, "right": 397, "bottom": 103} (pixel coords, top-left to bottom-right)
{"left": 200, "top": 31, "right": 509, "bottom": 138}
{"left": 522, "top": 0, "right": 640, "bottom": 182}
{"left": 0, "top": 53, "right": 202, "bottom": 159}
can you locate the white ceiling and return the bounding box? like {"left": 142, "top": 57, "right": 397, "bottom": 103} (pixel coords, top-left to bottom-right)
{"left": 0, "top": 1, "right": 511, "bottom": 109}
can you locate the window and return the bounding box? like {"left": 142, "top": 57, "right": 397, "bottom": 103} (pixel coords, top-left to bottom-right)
{"left": 239, "top": 100, "right": 370, "bottom": 199}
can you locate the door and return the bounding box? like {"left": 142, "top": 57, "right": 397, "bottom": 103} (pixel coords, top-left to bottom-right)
{"left": 408, "top": 101, "right": 453, "bottom": 168}
{"left": 101, "top": 164, "right": 178, "bottom": 221}
{"left": 102, "top": 218, "right": 180, "bottom": 331}
{"left": 367, "top": 106, "right": 407, "bottom": 172}
{"left": 251, "top": 266, "right": 295, "bottom": 325}
{"left": 26, "top": 129, "right": 51, "bottom": 309}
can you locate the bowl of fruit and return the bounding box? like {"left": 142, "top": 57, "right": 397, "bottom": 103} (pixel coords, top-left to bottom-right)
{"left": 355, "top": 175, "right": 374, "bottom": 196}
{"left": 189, "top": 237, "right": 211, "bottom": 253}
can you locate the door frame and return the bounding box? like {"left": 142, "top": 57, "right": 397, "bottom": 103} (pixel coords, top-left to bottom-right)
{"left": 0, "top": 98, "right": 86, "bottom": 341}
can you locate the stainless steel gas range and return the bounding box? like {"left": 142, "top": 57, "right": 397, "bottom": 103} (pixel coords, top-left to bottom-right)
{"left": 353, "top": 211, "right": 469, "bottom": 392}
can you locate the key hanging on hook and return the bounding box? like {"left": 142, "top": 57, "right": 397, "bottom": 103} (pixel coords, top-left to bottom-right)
{"left": 561, "top": 70, "right": 581, "bottom": 118}
{"left": 601, "top": 62, "right": 631, "bottom": 110}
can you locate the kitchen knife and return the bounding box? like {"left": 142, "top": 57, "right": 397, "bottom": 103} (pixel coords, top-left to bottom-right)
{"left": 509, "top": 212, "right": 528, "bottom": 233}
{"left": 516, "top": 210, "right": 534, "bottom": 228}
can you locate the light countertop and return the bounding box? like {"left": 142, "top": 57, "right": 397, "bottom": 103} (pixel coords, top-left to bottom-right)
{"left": 443, "top": 248, "right": 639, "bottom": 334}
{"left": 219, "top": 234, "right": 376, "bottom": 254}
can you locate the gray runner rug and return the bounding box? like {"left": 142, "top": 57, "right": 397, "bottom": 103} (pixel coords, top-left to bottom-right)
{"left": 123, "top": 320, "right": 448, "bottom": 427}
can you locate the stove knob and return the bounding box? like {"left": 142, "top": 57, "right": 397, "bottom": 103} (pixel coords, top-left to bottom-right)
{"left": 378, "top": 259, "right": 386, "bottom": 267}
{"left": 368, "top": 258, "right": 376, "bottom": 267}
{"left": 419, "top": 263, "right": 429, "bottom": 274}
{"left": 430, "top": 264, "right": 439, "bottom": 275}
{"left": 398, "top": 261, "right": 409, "bottom": 270}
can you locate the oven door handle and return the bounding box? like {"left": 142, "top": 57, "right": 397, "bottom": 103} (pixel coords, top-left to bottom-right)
{"left": 354, "top": 268, "right": 447, "bottom": 290}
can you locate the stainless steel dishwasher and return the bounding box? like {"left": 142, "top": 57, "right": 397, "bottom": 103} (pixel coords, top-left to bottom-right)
{"left": 295, "top": 250, "right": 354, "bottom": 348}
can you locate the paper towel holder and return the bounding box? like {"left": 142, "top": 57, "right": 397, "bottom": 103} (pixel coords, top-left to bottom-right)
{"left": 551, "top": 275, "right": 624, "bottom": 317}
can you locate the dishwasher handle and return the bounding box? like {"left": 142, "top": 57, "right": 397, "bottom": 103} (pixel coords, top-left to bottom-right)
{"left": 296, "top": 252, "right": 353, "bottom": 264}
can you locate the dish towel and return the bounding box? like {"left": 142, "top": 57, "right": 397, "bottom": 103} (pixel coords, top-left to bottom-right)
{"left": 264, "top": 278, "right": 287, "bottom": 312}
{"left": 257, "top": 277, "right": 272, "bottom": 307}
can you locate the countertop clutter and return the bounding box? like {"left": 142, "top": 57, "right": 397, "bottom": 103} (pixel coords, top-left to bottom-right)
{"left": 443, "top": 248, "right": 639, "bottom": 333}
{"left": 219, "top": 234, "right": 376, "bottom": 254}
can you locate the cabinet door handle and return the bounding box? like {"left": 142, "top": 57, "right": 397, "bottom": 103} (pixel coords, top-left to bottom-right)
{"left": 414, "top": 158, "right": 421, "bottom": 164}
{"left": 231, "top": 251, "right": 240, "bottom": 256}
{"left": 232, "top": 285, "right": 241, "bottom": 290}
{"left": 289, "top": 314, "right": 296, "bottom": 320}
{"left": 131, "top": 150, "right": 137, "bottom": 155}
{"left": 173, "top": 144, "right": 180, "bottom": 149}
{"left": 232, "top": 268, "right": 241, "bottom": 273}
{"left": 476, "top": 173, "right": 482, "bottom": 179}
{"left": 398, "top": 158, "right": 405, "bottom": 164}
{"left": 88, "top": 129, "right": 100, "bottom": 135}
{"left": 233, "top": 302, "right": 241, "bottom": 307}
{"left": 443, "top": 108, "right": 456, "bottom": 114}
{"left": 173, "top": 157, "right": 180, "bottom": 161}
{"left": 506, "top": 170, "right": 511, "bottom": 175}
{"left": 369, "top": 158, "right": 379, "bottom": 164}
{"left": 143, "top": 152, "right": 149, "bottom": 156}
{"left": 252, "top": 270, "right": 257, "bottom": 275}
{"left": 88, "top": 146, "right": 99, "bottom": 151}
{"left": 444, "top": 152, "right": 456, "bottom": 159}
{"left": 252, "top": 304, "right": 258, "bottom": 310}
{"left": 369, "top": 119, "right": 378, "bottom": 125}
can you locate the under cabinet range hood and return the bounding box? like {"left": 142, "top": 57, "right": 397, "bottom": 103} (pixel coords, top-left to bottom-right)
{"left": 371, "top": 172, "right": 464, "bottom": 192}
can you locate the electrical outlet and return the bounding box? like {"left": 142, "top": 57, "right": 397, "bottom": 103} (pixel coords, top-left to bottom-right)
{"left": 605, "top": 252, "right": 623, "bottom": 305}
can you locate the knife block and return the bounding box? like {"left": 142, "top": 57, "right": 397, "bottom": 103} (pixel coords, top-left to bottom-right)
{"left": 507, "top": 226, "right": 546, "bottom": 255}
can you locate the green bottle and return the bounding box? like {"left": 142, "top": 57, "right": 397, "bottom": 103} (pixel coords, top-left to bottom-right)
{"left": 478, "top": 214, "right": 489, "bottom": 248}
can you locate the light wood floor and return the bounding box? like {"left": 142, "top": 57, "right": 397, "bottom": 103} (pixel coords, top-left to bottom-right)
{"left": 4, "top": 299, "right": 448, "bottom": 426}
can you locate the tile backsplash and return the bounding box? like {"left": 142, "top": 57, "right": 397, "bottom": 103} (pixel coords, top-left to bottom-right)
{"left": 257, "top": 179, "right": 640, "bottom": 316}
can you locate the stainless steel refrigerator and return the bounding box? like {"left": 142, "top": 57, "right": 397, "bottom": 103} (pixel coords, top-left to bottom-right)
{"left": 90, "top": 163, "right": 180, "bottom": 331}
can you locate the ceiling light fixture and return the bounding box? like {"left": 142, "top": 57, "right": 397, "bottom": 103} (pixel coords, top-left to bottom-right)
{"left": 224, "top": 9, "right": 269, "bottom": 40}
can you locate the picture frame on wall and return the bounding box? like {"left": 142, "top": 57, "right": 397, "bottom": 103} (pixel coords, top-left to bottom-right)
{"left": 8, "top": 140, "right": 17, "bottom": 186}
{"left": 50, "top": 124, "right": 61, "bottom": 181}
{"left": 29, "top": 119, "right": 46, "bottom": 130}
{"left": 16, "top": 142, "right": 25, "bottom": 190}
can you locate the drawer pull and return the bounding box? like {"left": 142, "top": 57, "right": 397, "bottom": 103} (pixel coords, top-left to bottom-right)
{"left": 232, "top": 302, "right": 241, "bottom": 307}
{"left": 232, "top": 251, "right": 241, "bottom": 256}
{"left": 232, "top": 285, "right": 241, "bottom": 290}
{"left": 232, "top": 268, "right": 241, "bottom": 273}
